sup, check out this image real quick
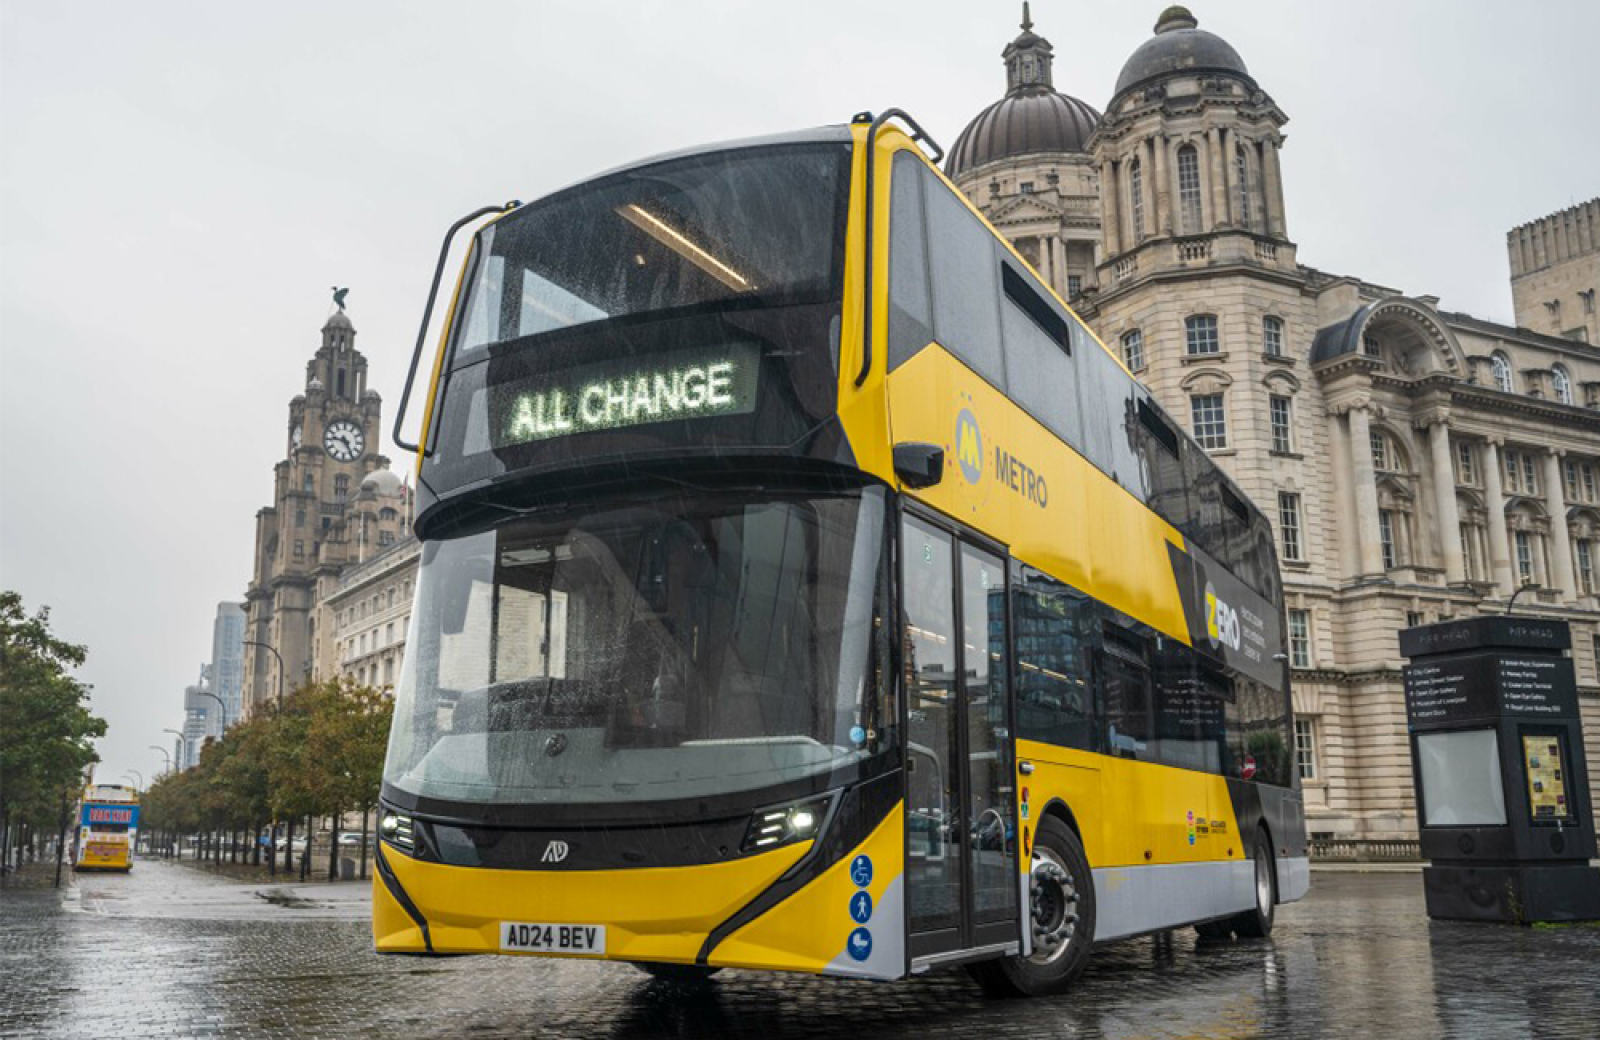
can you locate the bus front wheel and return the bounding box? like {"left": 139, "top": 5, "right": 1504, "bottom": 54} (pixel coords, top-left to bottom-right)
{"left": 968, "top": 815, "right": 1095, "bottom": 997}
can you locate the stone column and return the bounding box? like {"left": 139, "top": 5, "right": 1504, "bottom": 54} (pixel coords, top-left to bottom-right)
{"left": 1151, "top": 135, "right": 1171, "bottom": 235}
{"left": 1327, "top": 401, "right": 1358, "bottom": 577}
{"left": 1345, "top": 402, "right": 1386, "bottom": 576}
{"left": 1482, "top": 439, "right": 1516, "bottom": 595}
{"left": 1263, "top": 138, "right": 1287, "bottom": 238}
{"left": 1544, "top": 449, "right": 1576, "bottom": 598}
{"left": 1424, "top": 420, "right": 1466, "bottom": 584}
{"left": 1101, "top": 160, "right": 1122, "bottom": 257}
{"left": 1207, "top": 128, "right": 1226, "bottom": 232}
{"left": 1052, "top": 237, "right": 1068, "bottom": 296}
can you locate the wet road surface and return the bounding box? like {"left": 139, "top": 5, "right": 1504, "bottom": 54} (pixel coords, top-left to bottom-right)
{"left": 2, "top": 857, "right": 1597, "bottom": 1038}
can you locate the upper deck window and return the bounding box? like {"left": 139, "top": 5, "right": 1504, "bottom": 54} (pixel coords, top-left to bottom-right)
{"left": 453, "top": 143, "right": 850, "bottom": 358}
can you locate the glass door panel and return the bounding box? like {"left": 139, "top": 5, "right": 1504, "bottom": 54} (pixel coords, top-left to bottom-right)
{"left": 961, "top": 544, "right": 1017, "bottom": 924}
{"left": 903, "top": 516, "right": 960, "bottom": 935}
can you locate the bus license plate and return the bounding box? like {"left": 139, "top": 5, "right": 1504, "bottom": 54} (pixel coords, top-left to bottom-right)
{"left": 500, "top": 922, "right": 606, "bottom": 956}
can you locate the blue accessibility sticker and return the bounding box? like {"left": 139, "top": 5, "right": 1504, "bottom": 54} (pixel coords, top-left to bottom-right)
{"left": 847, "top": 927, "right": 873, "bottom": 961}
{"left": 849, "top": 725, "right": 866, "bottom": 744}
{"left": 849, "top": 890, "right": 873, "bottom": 924}
{"left": 849, "top": 854, "right": 873, "bottom": 888}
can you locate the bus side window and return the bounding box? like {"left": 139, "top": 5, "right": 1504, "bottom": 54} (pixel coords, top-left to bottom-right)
{"left": 1098, "top": 627, "right": 1152, "bottom": 761}
{"left": 888, "top": 152, "right": 934, "bottom": 372}
{"left": 1000, "top": 263, "right": 1083, "bottom": 448}
{"left": 1010, "top": 567, "right": 1094, "bottom": 750}
{"left": 1226, "top": 677, "right": 1291, "bottom": 785}
{"left": 1134, "top": 395, "right": 1197, "bottom": 532}
{"left": 1074, "top": 320, "right": 1142, "bottom": 492}
{"left": 923, "top": 170, "right": 1007, "bottom": 389}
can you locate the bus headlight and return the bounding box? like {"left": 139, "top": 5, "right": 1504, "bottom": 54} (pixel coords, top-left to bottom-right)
{"left": 380, "top": 812, "right": 414, "bottom": 852}
{"left": 742, "top": 798, "right": 829, "bottom": 853}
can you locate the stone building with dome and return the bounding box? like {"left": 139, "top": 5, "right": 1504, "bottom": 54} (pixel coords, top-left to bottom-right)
{"left": 949, "top": 5, "right": 1600, "bottom": 840}
{"left": 240, "top": 307, "right": 411, "bottom": 714}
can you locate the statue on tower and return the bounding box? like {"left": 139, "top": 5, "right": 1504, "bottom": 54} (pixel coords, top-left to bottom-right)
{"left": 331, "top": 286, "right": 349, "bottom": 311}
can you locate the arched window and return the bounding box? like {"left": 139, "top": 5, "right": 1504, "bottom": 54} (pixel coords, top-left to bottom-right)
{"left": 1370, "top": 430, "right": 1407, "bottom": 473}
{"left": 1185, "top": 315, "right": 1220, "bottom": 355}
{"left": 1262, "top": 316, "right": 1284, "bottom": 357}
{"left": 1129, "top": 159, "right": 1145, "bottom": 239}
{"left": 1492, "top": 352, "right": 1514, "bottom": 393}
{"left": 1122, "top": 329, "right": 1145, "bottom": 370}
{"left": 1177, "top": 145, "right": 1202, "bottom": 233}
{"left": 1553, "top": 364, "right": 1573, "bottom": 405}
{"left": 1235, "top": 146, "right": 1251, "bottom": 227}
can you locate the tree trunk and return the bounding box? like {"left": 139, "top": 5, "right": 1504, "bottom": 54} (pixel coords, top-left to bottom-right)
{"left": 359, "top": 806, "right": 370, "bottom": 881}
{"left": 54, "top": 796, "right": 70, "bottom": 888}
{"left": 284, "top": 817, "right": 295, "bottom": 873}
{"left": 268, "top": 821, "right": 277, "bottom": 875}
{"left": 328, "top": 811, "right": 341, "bottom": 881}
{"left": 299, "top": 814, "right": 312, "bottom": 881}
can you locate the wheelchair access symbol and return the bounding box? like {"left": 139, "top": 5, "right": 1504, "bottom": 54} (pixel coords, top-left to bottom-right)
{"left": 849, "top": 890, "right": 873, "bottom": 924}
{"left": 849, "top": 854, "right": 873, "bottom": 888}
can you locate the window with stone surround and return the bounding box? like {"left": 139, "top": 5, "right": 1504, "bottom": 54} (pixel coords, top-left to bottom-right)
{"left": 1456, "top": 441, "right": 1477, "bottom": 485}
{"left": 1263, "top": 316, "right": 1284, "bottom": 357}
{"left": 1278, "top": 492, "right": 1303, "bottom": 561}
{"left": 1585, "top": 463, "right": 1598, "bottom": 503}
{"left": 1514, "top": 530, "right": 1535, "bottom": 585}
{"left": 1019, "top": 181, "right": 1034, "bottom": 194}
{"left": 1269, "top": 395, "right": 1293, "bottom": 453}
{"left": 1129, "top": 159, "right": 1145, "bottom": 239}
{"left": 1122, "top": 328, "right": 1145, "bottom": 370}
{"left": 1288, "top": 609, "right": 1312, "bottom": 669}
{"left": 1578, "top": 540, "right": 1595, "bottom": 596}
{"left": 1293, "top": 717, "right": 1317, "bottom": 780}
{"left": 1190, "top": 393, "right": 1227, "bottom": 449}
{"left": 1491, "top": 352, "right": 1514, "bottom": 393}
{"left": 1177, "top": 145, "right": 1202, "bottom": 234}
{"left": 1235, "top": 146, "right": 1251, "bottom": 229}
{"left": 1379, "top": 510, "right": 1398, "bottom": 569}
{"left": 1067, "top": 274, "right": 1081, "bottom": 298}
{"left": 1185, "top": 314, "right": 1219, "bottom": 355}
{"left": 1552, "top": 365, "right": 1574, "bottom": 405}
{"left": 1567, "top": 460, "right": 1582, "bottom": 502}
{"left": 1363, "top": 334, "right": 1382, "bottom": 359}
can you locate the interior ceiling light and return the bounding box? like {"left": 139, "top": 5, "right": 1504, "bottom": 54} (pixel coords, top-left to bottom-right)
{"left": 617, "top": 204, "right": 755, "bottom": 292}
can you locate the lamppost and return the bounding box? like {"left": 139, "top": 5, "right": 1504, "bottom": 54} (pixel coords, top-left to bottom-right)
{"left": 243, "top": 640, "right": 285, "bottom": 711}
{"left": 199, "top": 689, "right": 229, "bottom": 733}
{"left": 149, "top": 746, "right": 172, "bottom": 775}
{"left": 163, "top": 728, "right": 185, "bottom": 771}
{"left": 123, "top": 770, "right": 144, "bottom": 789}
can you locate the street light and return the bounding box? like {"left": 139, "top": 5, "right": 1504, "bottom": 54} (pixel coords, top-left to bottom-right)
{"left": 149, "top": 746, "right": 172, "bottom": 774}
{"left": 199, "top": 689, "right": 229, "bottom": 733}
{"left": 243, "top": 640, "right": 285, "bottom": 711}
{"left": 122, "top": 770, "right": 144, "bottom": 789}
{"left": 163, "top": 728, "right": 185, "bottom": 771}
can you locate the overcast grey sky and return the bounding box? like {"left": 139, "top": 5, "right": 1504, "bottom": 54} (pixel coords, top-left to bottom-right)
{"left": 3, "top": 1, "right": 1596, "bottom": 786}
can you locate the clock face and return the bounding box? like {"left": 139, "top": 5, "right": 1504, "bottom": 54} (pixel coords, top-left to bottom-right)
{"left": 323, "top": 420, "right": 365, "bottom": 462}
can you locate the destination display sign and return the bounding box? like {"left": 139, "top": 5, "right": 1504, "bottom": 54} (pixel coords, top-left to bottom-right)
{"left": 81, "top": 804, "right": 139, "bottom": 827}
{"left": 483, "top": 342, "right": 760, "bottom": 449}
{"left": 1403, "top": 651, "right": 1579, "bottom": 727}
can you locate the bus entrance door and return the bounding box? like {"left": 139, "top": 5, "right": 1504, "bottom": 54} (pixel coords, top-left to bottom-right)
{"left": 901, "top": 514, "right": 1020, "bottom": 969}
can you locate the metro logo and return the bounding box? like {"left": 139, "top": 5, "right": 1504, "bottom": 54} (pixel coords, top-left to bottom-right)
{"left": 955, "top": 409, "right": 983, "bottom": 484}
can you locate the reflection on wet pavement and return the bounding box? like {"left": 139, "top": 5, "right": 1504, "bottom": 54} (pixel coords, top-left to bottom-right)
{"left": 2, "top": 860, "right": 1596, "bottom": 1038}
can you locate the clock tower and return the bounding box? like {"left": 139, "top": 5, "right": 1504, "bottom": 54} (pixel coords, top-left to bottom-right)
{"left": 242, "top": 304, "right": 408, "bottom": 714}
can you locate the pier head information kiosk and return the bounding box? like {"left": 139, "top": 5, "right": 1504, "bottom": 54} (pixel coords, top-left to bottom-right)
{"left": 1400, "top": 616, "right": 1600, "bottom": 923}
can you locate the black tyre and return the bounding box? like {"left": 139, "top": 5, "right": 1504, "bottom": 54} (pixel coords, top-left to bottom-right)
{"left": 968, "top": 814, "right": 1095, "bottom": 997}
{"left": 1230, "top": 828, "right": 1276, "bottom": 939}
{"left": 630, "top": 962, "right": 723, "bottom": 985}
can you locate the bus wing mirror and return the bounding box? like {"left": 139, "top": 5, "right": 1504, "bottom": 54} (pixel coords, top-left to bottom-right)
{"left": 893, "top": 442, "right": 945, "bottom": 489}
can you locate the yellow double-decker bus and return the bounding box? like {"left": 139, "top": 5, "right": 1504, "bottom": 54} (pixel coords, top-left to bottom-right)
{"left": 375, "top": 112, "right": 1307, "bottom": 995}
{"left": 74, "top": 783, "right": 139, "bottom": 872}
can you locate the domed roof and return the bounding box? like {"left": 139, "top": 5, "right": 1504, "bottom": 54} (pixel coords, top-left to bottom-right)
{"left": 946, "top": 5, "right": 1101, "bottom": 179}
{"left": 1114, "top": 6, "right": 1252, "bottom": 100}
{"left": 360, "top": 468, "right": 403, "bottom": 497}
{"left": 947, "top": 92, "right": 1101, "bottom": 178}
{"left": 323, "top": 310, "right": 354, "bottom": 332}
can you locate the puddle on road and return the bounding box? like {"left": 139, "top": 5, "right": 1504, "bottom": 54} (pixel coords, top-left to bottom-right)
{"left": 254, "top": 888, "right": 323, "bottom": 910}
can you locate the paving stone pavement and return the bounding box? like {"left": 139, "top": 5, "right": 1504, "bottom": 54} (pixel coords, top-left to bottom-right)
{"left": 2, "top": 857, "right": 1597, "bottom": 1039}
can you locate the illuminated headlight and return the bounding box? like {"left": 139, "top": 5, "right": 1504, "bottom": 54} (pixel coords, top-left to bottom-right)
{"left": 380, "top": 812, "right": 414, "bottom": 852}
{"left": 742, "top": 799, "right": 829, "bottom": 853}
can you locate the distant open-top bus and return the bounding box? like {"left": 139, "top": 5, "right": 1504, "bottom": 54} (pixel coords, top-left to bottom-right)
{"left": 75, "top": 783, "right": 139, "bottom": 872}
{"left": 374, "top": 112, "right": 1306, "bottom": 995}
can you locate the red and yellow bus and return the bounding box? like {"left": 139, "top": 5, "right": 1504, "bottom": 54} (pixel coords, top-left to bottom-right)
{"left": 374, "top": 112, "right": 1306, "bottom": 994}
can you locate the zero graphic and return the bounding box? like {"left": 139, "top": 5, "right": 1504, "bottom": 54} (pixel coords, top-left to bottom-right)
{"left": 1204, "top": 581, "right": 1242, "bottom": 652}
{"left": 955, "top": 409, "right": 983, "bottom": 484}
